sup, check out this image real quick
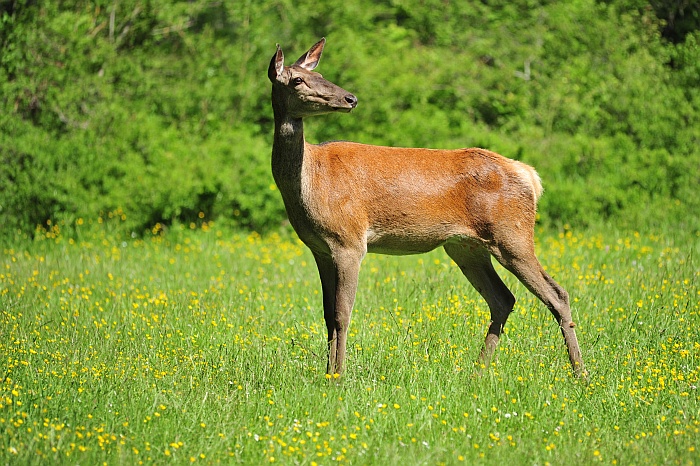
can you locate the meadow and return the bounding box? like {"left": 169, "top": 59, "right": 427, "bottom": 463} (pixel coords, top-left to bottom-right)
{"left": 1, "top": 219, "right": 698, "bottom": 465}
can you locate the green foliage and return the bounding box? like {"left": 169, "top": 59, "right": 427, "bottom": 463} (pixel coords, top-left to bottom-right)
{"left": 1, "top": 0, "right": 698, "bottom": 239}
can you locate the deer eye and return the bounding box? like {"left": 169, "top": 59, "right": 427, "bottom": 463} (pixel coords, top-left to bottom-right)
{"left": 292, "top": 77, "right": 304, "bottom": 86}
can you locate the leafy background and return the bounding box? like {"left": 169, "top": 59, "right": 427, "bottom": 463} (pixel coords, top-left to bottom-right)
{"left": 1, "top": 0, "right": 698, "bottom": 239}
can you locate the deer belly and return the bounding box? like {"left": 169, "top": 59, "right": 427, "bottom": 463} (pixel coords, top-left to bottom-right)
{"left": 365, "top": 226, "right": 465, "bottom": 255}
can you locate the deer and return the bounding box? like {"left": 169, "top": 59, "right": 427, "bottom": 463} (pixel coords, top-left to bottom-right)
{"left": 268, "top": 38, "right": 585, "bottom": 378}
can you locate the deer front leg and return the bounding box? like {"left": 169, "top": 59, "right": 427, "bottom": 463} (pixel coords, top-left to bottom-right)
{"left": 313, "top": 253, "right": 338, "bottom": 374}
{"left": 314, "top": 248, "right": 363, "bottom": 376}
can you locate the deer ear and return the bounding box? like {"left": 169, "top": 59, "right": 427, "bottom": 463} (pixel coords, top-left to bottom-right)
{"left": 268, "top": 44, "right": 284, "bottom": 82}
{"left": 293, "top": 38, "right": 325, "bottom": 70}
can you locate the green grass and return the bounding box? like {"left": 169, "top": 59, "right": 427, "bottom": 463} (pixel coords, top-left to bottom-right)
{"left": 1, "top": 221, "right": 698, "bottom": 465}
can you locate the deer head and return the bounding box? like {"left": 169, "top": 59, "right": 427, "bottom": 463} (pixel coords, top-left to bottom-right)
{"left": 268, "top": 38, "right": 357, "bottom": 118}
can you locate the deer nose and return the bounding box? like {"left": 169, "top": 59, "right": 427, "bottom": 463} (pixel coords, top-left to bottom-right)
{"left": 345, "top": 94, "right": 358, "bottom": 108}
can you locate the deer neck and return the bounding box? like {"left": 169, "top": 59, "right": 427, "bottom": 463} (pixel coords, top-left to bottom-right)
{"left": 273, "top": 116, "right": 304, "bottom": 159}
{"left": 271, "top": 94, "right": 307, "bottom": 194}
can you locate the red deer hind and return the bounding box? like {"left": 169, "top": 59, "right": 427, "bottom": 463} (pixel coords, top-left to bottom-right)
{"left": 268, "top": 38, "right": 585, "bottom": 378}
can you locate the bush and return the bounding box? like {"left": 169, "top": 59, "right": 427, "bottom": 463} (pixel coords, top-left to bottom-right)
{"left": 1, "top": 0, "right": 698, "bottom": 240}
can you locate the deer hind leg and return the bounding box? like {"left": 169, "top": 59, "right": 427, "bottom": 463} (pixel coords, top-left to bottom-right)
{"left": 491, "top": 242, "right": 586, "bottom": 377}
{"left": 313, "top": 248, "right": 363, "bottom": 376}
{"left": 443, "top": 242, "right": 516, "bottom": 369}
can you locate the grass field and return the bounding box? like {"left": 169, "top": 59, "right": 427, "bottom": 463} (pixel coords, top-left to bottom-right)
{"left": 1, "top": 220, "right": 698, "bottom": 465}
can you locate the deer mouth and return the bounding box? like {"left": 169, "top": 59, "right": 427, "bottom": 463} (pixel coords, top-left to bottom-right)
{"left": 333, "top": 99, "right": 357, "bottom": 112}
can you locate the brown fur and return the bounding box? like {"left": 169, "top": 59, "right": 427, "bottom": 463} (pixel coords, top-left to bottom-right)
{"left": 268, "top": 39, "right": 585, "bottom": 378}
